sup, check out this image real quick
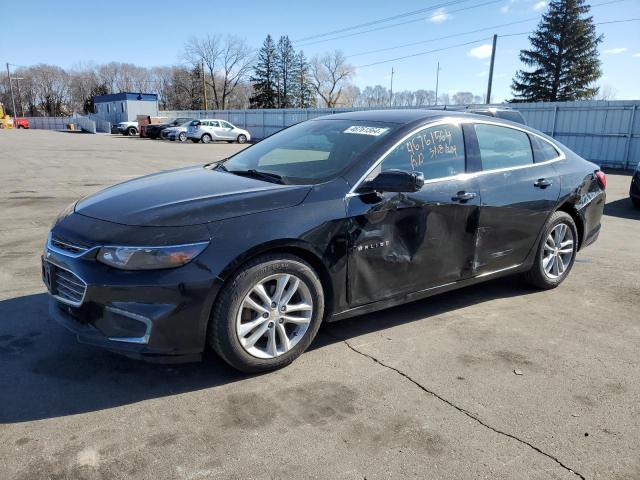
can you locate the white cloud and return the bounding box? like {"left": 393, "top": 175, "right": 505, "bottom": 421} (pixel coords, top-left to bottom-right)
{"left": 500, "top": 3, "right": 510, "bottom": 13}
{"left": 604, "top": 47, "right": 628, "bottom": 54}
{"left": 429, "top": 8, "right": 451, "bottom": 23}
{"left": 477, "top": 71, "right": 488, "bottom": 77}
{"left": 633, "top": 53, "right": 640, "bottom": 57}
{"left": 533, "top": 1, "right": 547, "bottom": 10}
{"left": 468, "top": 44, "right": 494, "bottom": 59}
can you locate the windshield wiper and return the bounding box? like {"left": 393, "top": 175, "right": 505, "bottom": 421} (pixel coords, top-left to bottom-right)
{"left": 228, "top": 169, "right": 286, "bottom": 184}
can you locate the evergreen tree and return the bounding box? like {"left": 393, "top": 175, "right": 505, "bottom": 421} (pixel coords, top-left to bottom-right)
{"left": 512, "top": 0, "right": 602, "bottom": 101}
{"left": 275, "top": 36, "right": 296, "bottom": 108}
{"left": 249, "top": 35, "right": 278, "bottom": 108}
{"left": 291, "top": 51, "right": 316, "bottom": 108}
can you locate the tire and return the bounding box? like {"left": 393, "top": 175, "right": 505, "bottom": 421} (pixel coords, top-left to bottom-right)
{"left": 201, "top": 133, "right": 212, "bottom": 144}
{"left": 237, "top": 134, "right": 247, "bottom": 144}
{"left": 127, "top": 127, "right": 137, "bottom": 136}
{"left": 178, "top": 132, "right": 187, "bottom": 142}
{"left": 191, "top": 138, "right": 200, "bottom": 144}
{"left": 209, "top": 254, "right": 325, "bottom": 373}
{"left": 632, "top": 196, "right": 640, "bottom": 209}
{"left": 523, "top": 211, "right": 578, "bottom": 289}
{"left": 17, "top": 125, "right": 25, "bottom": 129}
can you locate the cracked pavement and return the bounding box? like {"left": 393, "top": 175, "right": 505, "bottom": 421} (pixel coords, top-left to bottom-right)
{"left": 1, "top": 130, "right": 639, "bottom": 479}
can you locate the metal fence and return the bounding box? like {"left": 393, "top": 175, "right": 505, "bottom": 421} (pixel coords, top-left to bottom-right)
{"left": 161, "top": 100, "right": 640, "bottom": 170}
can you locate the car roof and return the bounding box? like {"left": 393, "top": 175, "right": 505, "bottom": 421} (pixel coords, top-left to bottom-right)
{"left": 313, "top": 109, "right": 525, "bottom": 128}
{"left": 198, "top": 118, "right": 230, "bottom": 122}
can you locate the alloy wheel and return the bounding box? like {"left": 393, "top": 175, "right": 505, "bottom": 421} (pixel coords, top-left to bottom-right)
{"left": 235, "top": 273, "right": 313, "bottom": 359}
{"left": 542, "top": 223, "right": 574, "bottom": 279}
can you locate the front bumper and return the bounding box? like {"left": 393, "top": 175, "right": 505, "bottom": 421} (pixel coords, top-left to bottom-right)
{"left": 42, "top": 234, "right": 222, "bottom": 362}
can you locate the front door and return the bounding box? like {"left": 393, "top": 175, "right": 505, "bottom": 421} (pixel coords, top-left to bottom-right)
{"left": 470, "top": 122, "right": 561, "bottom": 274}
{"left": 346, "top": 122, "right": 481, "bottom": 307}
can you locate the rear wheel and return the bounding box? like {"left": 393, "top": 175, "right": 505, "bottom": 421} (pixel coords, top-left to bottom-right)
{"left": 523, "top": 211, "right": 577, "bottom": 289}
{"left": 127, "top": 126, "right": 137, "bottom": 136}
{"left": 237, "top": 134, "right": 247, "bottom": 144}
{"left": 201, "top": 133, "right": 212, "bottom": 144}
{"left": 209, "top": 254, "right": 324, "bottom": 372}
{"left": 17, "top": 125, "right": 25, "bottom": 129}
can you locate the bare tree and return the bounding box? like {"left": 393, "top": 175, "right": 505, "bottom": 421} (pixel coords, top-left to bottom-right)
{"left": 310, "top": 51, "right": 355, "bottom": 107}
{"left": 185, "top": 35, "right": 253, "bottom": 109}
{"left": 452, "top": 91, "right": 474, "bottom": 105}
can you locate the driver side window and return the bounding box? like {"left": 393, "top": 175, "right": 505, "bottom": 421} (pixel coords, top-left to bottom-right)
{"left": 381, "top": 123, "right": 466, "bottom": 180}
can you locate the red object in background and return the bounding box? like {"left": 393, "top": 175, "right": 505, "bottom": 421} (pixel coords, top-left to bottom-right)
{"left": 14, "top": 118, "right": 29, "bottom": 129}
{"left": 595, "top": 170, "right": 606, "bottom": 189}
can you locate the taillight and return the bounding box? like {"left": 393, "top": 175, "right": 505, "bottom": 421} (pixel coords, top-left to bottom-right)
{"left": 595, "top": 170, "right": 606, "bottom": 190}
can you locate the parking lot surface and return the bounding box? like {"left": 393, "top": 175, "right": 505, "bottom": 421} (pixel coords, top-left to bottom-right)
{"left": 1, "top": 130, "right": 639, "bottom": 480}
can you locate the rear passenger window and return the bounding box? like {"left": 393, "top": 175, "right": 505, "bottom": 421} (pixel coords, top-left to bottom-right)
{"left": 474, "top": 124, "right": 533, "bottom": 170}
{"left": 381, "top": 123, "right": 466, "bottom": 180}
{"left": 530, "top": 135, "right": 560, "bottom": 163}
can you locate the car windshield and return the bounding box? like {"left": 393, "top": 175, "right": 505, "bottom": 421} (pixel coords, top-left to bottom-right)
{"left": 222, "top": 119, "right": 398, "bottom": 184}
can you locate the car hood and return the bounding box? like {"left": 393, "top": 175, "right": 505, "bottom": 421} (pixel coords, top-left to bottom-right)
{"left": 75, "top": 165, "right": 311, "bottom": 227}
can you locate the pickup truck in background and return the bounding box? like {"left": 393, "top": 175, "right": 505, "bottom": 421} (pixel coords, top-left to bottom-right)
{"left": 116, "top": 121, "right": 139, "bottom": 136}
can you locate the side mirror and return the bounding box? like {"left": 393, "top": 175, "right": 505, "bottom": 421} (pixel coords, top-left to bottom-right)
{"left": 359, "top": 170, "right": 424, "bottom": 194}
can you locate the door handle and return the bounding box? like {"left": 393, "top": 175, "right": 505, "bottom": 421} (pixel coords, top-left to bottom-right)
{"left": 452, "top": 191, "right": 477, "bottom": 202}
{"left": 534, "top": 178, "right": 552, "bottom": 188}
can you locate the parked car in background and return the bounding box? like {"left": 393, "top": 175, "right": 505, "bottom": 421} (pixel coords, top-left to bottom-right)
{"left": 630, "top": 161, "right": 640, "bottom": 208}
{"left": 467, "top": 106, "right": 527, "bottom": 125}
{"left": 187, "top": 119, "right": 251, "bottom": 144}
{"left": 116, "top": 121, "right": 138, "bottom": 136}
{"left": 43, "top": 110, "right": 605, "bottom": 372}
{"left": 145, "top": 118, "right": 193, "bottom": 139}
{"left": 161, "top": 121, "right": 191, "bottom": 142}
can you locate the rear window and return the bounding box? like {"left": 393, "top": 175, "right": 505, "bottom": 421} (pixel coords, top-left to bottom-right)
{"left": 475, "top": 124, "right": 533, "bottom": 170}
{"left": 530, "top": 135, "right": 560, "bottom": 163}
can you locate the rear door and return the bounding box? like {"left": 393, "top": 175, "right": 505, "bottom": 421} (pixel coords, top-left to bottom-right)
{"left": 218, "top": 121, "right": 237, "bottom": 140}
{"left": 470, "top": 122, "right": 560, "bottom": 275}
{"left": 347, "top": 122, "right": 481, "bottom": 306}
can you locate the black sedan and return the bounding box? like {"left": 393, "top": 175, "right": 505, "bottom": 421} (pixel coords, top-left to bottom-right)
{"left": 145, "top": 117, "right": 193, "bottom": 139}
{"left": 43, "top": 110, "right": 606, "bottom": 372}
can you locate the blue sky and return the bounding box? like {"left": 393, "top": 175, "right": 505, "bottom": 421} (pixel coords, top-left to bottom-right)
{"left": 3, "top": 0, "right": 639, "bottom": 101}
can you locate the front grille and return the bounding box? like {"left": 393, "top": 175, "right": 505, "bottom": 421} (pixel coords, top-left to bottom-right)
{"left": 50, "top": 236, "right": 90, "bottom": 255}
{"left": 48, "top": 263, "right": 87, "bottom": 305}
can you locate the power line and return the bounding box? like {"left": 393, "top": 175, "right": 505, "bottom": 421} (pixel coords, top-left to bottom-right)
{"left": 346, "top": 0, "right": 630, "bottom": 59}
{"left": 293, "top": 0, "right": 474, "bottom": 43}
{"left": 500, "top": 17, "right": 640, "bottom": 37}
{"left": 355, "top": 37, "right": 494, "bottom": 68}
{"left": 354, "top": 16, "right": 640, "bottom": 69}
{"left": 295, "top": 0, "right": 503, "bottom": 47}
{"left": 347, "top": 18, "right": 538, "bottom": 58}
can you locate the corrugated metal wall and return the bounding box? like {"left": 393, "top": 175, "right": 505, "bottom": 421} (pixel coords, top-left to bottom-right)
{"left": 161, "top": 100, "right": 640, "bottom": 169}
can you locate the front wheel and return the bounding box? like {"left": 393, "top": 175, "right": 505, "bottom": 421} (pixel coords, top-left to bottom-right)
{"left": 208, "top": 254, "right": 324, "bottom": 373}
{"left": 523, "top": 211, "right": 578, "bottom": 289}
{"left": 237, "top": 134, "right": 247, "bottom": 144}
{"left": 178, "top": 132, "right": 187, "bottom": 142}
{"left": 201, "top": 133, "right": 212, "bottom": 144}
{"left": 127, "top": 127, "right": 137, "bottom": 136}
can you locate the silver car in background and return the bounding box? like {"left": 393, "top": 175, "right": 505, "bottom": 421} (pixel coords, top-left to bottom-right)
{"left": 187, "top": 119, "right": 251, "bottom": 144}
{"left": 161, "top": 121, "right": 191, "bottom": 142}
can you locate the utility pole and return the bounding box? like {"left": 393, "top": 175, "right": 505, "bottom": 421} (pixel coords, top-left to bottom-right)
{"left": 13, "top": 77, "right": 25, "bottom": 117}
{"left": 434, "top": 62, "right": 440, "bottom": 106}
{"left": 389, "top": 67, "right": 394, "bottom": 107}
{"left": 201, "top": 60, "right": 208, "bottom": 110}
{"left": 5, "top": 63, "right": 17, "bottom": 118}
{"left": 486, "top": 34, "right": 498, "bottom": 105}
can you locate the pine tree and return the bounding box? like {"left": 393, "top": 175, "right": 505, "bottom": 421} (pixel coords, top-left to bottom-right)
{"left": 249, "top": 35, "right": 278, "bottom": 108}
{"left": 512, "top": 0, "right": 602, "bottom": 101}
{"left": 275, "top": 36, "right": 296, "bottom": 108}
{"left": 291, "top": 51, "right": 316, "bottom": 108}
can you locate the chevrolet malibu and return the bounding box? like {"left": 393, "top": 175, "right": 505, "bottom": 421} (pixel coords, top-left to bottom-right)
{"left": 43, "top": 110, "right": 606, "bottom": 372}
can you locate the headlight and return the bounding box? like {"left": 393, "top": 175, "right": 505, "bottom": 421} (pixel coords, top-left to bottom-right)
{"left": 97, "top": 242, "right": 209, "bottom": 270}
